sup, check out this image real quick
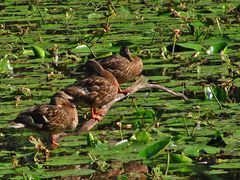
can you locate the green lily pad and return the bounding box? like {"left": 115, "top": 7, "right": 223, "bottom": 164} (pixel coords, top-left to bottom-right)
{"left": 176, "top": 43, "right": 203, "bottom": 51}
{"left": 183, "top": 145, "right": 221, "bottom": 157}
{"left": 132, "top": 130, "right": 152, "bottom": 143}
{"left": 72, "top": 44, "right": 90, "bottom": 54}
{"left": 206, "top": 41, "right": 228, "bottom": 55}
{"left": 170, "top": 153, "right": 193, "bottom": 163}
{"left": 211, "top": 162, "right": 240, "bottom": 169}
{"left": 0, "top": 54, "right": 13, "bottom": 74}
{"left": 31, "top": 46, "right": 45, "bottom": 58}
{"left": 139, "top": 138, "right": 171, "bottom": 159}
{"left": 87, "top": 132, "right": 103, "bottom": 147}
{"left": 87, "top": 12, "right": 104, "bottom": 19}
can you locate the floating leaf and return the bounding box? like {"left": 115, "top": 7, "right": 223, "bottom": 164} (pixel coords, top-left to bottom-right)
{"left": 0, "top": 54, "right": 13, "bottom": 74}
{"left": 139, "top": 138, "right": 171, "bottom": 159}
{"left": 206, "top": 136, "right": 226, "bottom": 147}
{"left": 45, "top": 152, "right": 91, "bottom": 166}
{"left": 0, "top": 168, "right": 15, "bottom": 176}
{"left": 197, "top": 14, "right": 215, "bottom": 27}
{"left": 184, "top": 145, "right": 221, "bottom": 157}
{"left": 31, "top": 46, "right": 45, "bottom": 58}
{"left": 135, "top": 109, "right": 155, "bottom": 119}
{"left": 234, "top": 129, "right": 240, "bottom": 136}
{"left": 206, "top": 41, "right": 228, "bottom": 55}
{"left": 133, "top": 130, "right": 151, "bottom": 143}
{"left": 171, "top": 135, "right": 182, "bottom": 142}
{"left": 86, "top": 133, "right": 102, "bottom": 147}
{"left": 204, "top": 86, "right": 227, "bottom": 102}
{"left": 176, "top": 43, "right": 203, "bottom": 51}
{"left": 40, "top": 168, "right": 96, "bottom": 178}
{"left": 87, "top": 12, "right": 104, "bottom": 19}
{"left": 28, "top": 4, "right": 35, "bottom": 11}
{"left": 211, "top": 162, "right": 240, "bottom": 169}
{"left": 73, "top": 44, "right": 90, "bottom": 54}
{"left": 206, "top": 130, "right": 227, "bottom": 147}
{"left": 170, "top": 154, "right": 193, "bottom": 163}
{"left": 166, "top": 44, "right": 195, "bottom": 52}
{"left": 119, "top": 5, "right": 132, "bottom": 16}
{"left": 215, "top": 86, "right": 227, "bottom": 102}
{"left": 22, "top": 49, "right": 34, "bottom": 56}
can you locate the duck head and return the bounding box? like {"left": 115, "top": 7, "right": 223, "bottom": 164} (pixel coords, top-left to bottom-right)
{"left": 119, "top": 46, "right": 132, "bottom": 61}
{"left": 50, "top": 91, "right": 75, "bottom": 107}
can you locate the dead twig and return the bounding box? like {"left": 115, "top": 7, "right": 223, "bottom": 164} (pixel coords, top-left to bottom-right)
{"left": 58, "top": 75, "right": 188, "bottom": 139}
{"left": 144, "top": 83, "right": 189, "bottom": 101}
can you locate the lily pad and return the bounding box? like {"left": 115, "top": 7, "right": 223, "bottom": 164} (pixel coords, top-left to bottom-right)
{"left": 176, "top": 43, "right": 203, "bottom": 51}
{"left": 206, "top": 41, "right": 228, "bottom": 55}
{"left": 183, "top": 145, "right": 221, "bottom": 157}
{"left": 170, "top": 153, "right": 193, "bottom": 163}
{"left": 0, "top": 54, "right": 13, "bottom": 74}
{"left": 132, "top": 130, "right": 152, "bottom": 143}
{"left": 87, "top": 12, "right": 104, "bottom": 19}
{"left": 31, "top": 46, "right": 45, "bottom": 59}
{"left": 139, "top": 138, "right": 171, "bottom": 159}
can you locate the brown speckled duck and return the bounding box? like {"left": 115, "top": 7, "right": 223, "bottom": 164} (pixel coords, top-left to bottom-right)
{"left": 97, "top": 46, "right": 143, "bottom": 85}
{"left": 10, "top": 91, "right": 78, "bottom": 148}
{"left": 64, "top": 60, "right": 119, "bottom": 121}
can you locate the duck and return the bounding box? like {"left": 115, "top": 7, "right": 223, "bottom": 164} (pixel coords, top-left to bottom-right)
{"left": 64, "top": 60, "right": 119, "bottom": 121}
{"left": 9, "top": 91, "right": 78, "bottom": 148}
{"left": 97, "top": 46, "right": 143, "bottom": 85}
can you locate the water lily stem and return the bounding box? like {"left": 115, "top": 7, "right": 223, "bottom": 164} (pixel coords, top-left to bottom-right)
{"left": 108, "top": 0, "right": 117, "bottom": 14}
{"left": 19, "top": 37, "right": 25, "bottom": 43}
{"left": 36, "top": 3, "right": 44, "bottom": 23}
{"left": 190, "top": 126, "right": 196, "bottom": 136}
{"left": 216, "top": 18, "right": 223, "bottom": 36}
{"left": 88, "top": 153, "right": 95, "bottom": 163}
{"left": 209, "top": 87, "right": 223, "bottom": 110}
{"left": 172, "top": 35, "right": 176, "bottom": 54}
{"left": 119, "top": 119, "right": 123, "bottom": 141}
{"left": 145, "top": 118, "right": 160, "bottom": 132}
{"left": 151, "top": 31, "right": 156, "bottom": 44}
{"left": 115, "top": 0, "right": 121, "bottom": 6}
{"left": 165, "top": 150, "right": 170, "bottom": 175}
{"left": 183, "top": 117, "right": 190, "bottom": 136}
{"left": 86, "top": 44, "right": 97, "bottom": 58}
{"left": 3, "top": 42, "right": 13, "bottom": 49}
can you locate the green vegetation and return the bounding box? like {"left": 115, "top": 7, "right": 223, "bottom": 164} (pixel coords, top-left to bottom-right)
{"left": 1, "top": 0, "right": 240, "bottom": 179}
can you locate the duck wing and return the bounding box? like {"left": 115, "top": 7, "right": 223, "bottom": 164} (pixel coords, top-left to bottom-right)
{"left": 13, "top": 105, "right": 76, "bottom": 132}
{"left": 65, "top": 76, "right": 118, "bottom": 107}
{"left": 98, "top": 56, "right": 131, "bottom": 83}
{"left": 98, "top": 55, "right": 130, "bottom": 72}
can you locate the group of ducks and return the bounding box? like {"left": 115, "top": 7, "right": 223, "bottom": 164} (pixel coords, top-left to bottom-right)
{"left": 10, "top": 46, "right": 143, "bottom": 148}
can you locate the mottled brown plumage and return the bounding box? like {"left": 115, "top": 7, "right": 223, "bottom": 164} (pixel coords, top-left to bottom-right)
{"left": 10, "top": 91, "right": 78, "bottom": 148}
{"left": 64, "top": 60, "right": 119, "bottom": 120}
{"left": 97, "top": 46, "right": 143, "bottom": 84}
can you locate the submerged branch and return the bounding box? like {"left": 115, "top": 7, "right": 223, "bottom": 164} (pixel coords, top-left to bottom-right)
{"left": 58, "top": 76, "right": 188, "bottom": 139}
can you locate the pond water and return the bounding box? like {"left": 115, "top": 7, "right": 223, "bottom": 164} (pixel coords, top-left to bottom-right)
{"left": 1, "top": 0, "right": 240, "bottom": 179}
